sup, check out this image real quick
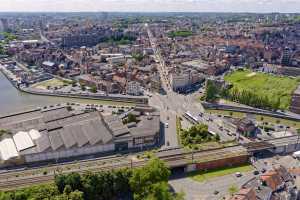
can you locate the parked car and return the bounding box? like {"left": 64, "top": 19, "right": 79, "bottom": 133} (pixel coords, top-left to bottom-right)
{"left": 235, "top": 172, "right": 242, "bottom": 177}
{"left": 213, "top": 190, "right": 219, "bottom": 195}
{"left": 253, "top": 170, "right": 259, "bottom": 175}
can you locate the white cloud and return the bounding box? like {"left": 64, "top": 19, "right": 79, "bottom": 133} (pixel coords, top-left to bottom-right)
{"left": 0, "top": 0, "right": 299, "bottom": 12}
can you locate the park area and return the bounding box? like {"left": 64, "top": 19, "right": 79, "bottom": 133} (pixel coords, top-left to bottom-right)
{"left": 188, "top": 164, "right": 254, "bottom": 183}
{"left": 224, "top": 70, "right": 300, "bottom": 110}
{"left": 31, "top": 78, "right": 67, "bottom": 90}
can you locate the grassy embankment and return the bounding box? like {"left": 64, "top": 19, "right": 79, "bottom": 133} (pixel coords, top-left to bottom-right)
{"left": 188, "top": 164, "right": 254, "bottom": 182}
{"left": 224, "top": 70, "right": 299, "bottom": 110}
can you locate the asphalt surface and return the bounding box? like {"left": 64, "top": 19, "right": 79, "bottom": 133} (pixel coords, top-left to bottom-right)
{"left": 169, "top": 170, "right": 255, "bottom": 200}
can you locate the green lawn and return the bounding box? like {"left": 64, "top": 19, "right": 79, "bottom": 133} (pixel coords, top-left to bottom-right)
{"left": 224, "top": 70, "right": 299, "bottom": 110}
{"left": 31, "top": 78, "right": 65, "bottom": 90}
{"left": 168, "top": 30, "right": 193, "bottom": 38}
{"left": 188, "top": 164, "right": 254, "bottom": 182}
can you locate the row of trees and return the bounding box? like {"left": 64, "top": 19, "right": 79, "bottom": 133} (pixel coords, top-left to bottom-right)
{"left": 203, "top": 79, "right": 282, "bottom": 111}
{"left": 105, "top": 34, "right": 137, "bottom": 45}
{"left": 204, "top": 80, "right": 219, "bottom": 102}
{"left": 0, "top": 32, "right": 17, "bottom": 55}
{"left": 168, "top": 30, "right": 193, "bottom": 38}
{"left": 180, "top": 124, "right": 220, "bottom": 147}
{"left": 0, "top": 158, "right": 183, "bottom": 200}
{"left": 221, "top": 87, "right": 281, "bottom": 111}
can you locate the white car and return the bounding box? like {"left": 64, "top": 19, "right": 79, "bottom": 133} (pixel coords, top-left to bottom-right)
{"left": 235, "top": 172, "right": 242, "bottom": 177}
{"left": 165, "top": 123, "right": 169, "bottom": 128}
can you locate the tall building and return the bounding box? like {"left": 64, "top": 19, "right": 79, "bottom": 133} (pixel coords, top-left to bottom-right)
{"left": 0, "top": 18, "right": 9, "bottom": 32}
{"left": 281, "top": 47, "right": 291, "bottom": 66}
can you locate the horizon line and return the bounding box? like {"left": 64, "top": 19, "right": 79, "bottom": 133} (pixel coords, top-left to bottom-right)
{"left": 0, "top": 11, "right": 299, "bottom": 14}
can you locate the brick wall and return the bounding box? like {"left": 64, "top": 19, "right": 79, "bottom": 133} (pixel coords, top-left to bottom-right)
{"left": 195, "top": 155, "right": 249, "bottom": 170}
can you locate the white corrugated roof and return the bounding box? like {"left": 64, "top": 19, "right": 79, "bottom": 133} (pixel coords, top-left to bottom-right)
{"left": 0, "top": 138, "right": 19, "bottom": 161}
{"left": 28, "top": 129, "right": 41, "bottom": 140}
{"left": 13, "top": 131, "right": 35, "bottom": 151}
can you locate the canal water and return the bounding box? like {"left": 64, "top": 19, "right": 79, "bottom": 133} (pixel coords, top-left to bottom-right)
{"left": 0, "top": 72, "right": 124, "bottom": 115}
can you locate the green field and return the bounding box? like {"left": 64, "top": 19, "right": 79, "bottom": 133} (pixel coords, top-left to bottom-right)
{"left": 224, "top": 70, "right": 299, "bottom": 110}
{"left": 168, "top": 30, "right": 193, "bottom": 38}
{"left": 188, "top": 164, "right": 253, "bottom": 182}
{"left": 31, "top": 78, "right": 66, "bottom": 90}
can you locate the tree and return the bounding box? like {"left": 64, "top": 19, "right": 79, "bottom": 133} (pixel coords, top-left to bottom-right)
{"left": 52, "top": 190, "right": 84, "bottom": 200}
{"left": 80, "top": 84, "right": 86, "bottom": 91}
{"left": 68, "top": 190, "right": 84, "bottom": 200}
{"left": 72, "top": 81, "right": 77, "bottom": 87}
{"left": 55, "top": 174, "right": 67, "bottom": 193}
{"left": 128, "top": 113, "right": 137, "bottom": 123}
{"left": 205, "top": 81, "right": 218, "bottom": 102}
{"left": 145, "top": 182, "right": 174, "bottom": 200}
{"left": 89, "top": 85, "right": 97, "bottom": 93}
{"left": 65, "top": 173, "right": 82, "bottom": 191}
{"left": 273, "top": 98, "right": 281, "bottom": 111}
{"left": 180, "top": 124, "right": 216, "bottom": 147}
{"left": 228, "top": 185, "right": 238, "bottom": 196}
{"left": 130, "top": 158, "right": 171, "bottom": 200}
{"left": 32, "top": 184, "right": 60, "bottom": 200}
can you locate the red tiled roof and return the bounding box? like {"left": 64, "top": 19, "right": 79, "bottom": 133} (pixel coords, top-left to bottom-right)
{"left": 260, "top": 171, "right": 283, "bottom": 191}
{"left": 230, "top": 188, "right": 257, "bottom": 200}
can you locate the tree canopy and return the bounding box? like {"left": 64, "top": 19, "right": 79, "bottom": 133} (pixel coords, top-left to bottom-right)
{"left": 180, "top": 124, "right": 220, "bottom": 147}
{"left": 1, "top": 158, "right": 183, "bottom": 200}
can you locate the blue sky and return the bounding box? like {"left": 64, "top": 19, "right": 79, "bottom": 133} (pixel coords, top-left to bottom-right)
{"left": 0, "top": 0, "right": 300, "bottom": 13}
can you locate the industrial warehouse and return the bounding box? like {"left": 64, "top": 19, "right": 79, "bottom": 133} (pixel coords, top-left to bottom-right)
{"left": 0, "top": 106, "right": 160, "bottom": 167}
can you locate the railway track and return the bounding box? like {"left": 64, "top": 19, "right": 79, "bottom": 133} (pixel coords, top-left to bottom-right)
{"left": 0, "top": 135, "right": 298, "bottom": 190}
{"left": 0, "top": 146, "right": 247, "bottom": 190}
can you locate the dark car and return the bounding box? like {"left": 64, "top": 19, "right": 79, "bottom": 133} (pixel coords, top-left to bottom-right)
{"left": 253, "top": 170, "right": 259, "bottom": 175}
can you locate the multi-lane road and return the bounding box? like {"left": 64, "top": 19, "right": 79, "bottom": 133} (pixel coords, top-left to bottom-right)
{"left": 145, "top": 24, "right": 234, "bottom": 144}
{"left": 145, "top": 23, "right": 171, "bottom": 92}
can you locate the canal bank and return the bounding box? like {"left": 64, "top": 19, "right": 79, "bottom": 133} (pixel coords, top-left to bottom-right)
{"left": 0, "top": 72, "right": 135, "bottom": 114}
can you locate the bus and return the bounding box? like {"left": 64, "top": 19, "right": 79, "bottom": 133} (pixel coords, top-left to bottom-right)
{"left": 183, "top": 111, "right": 198, "bottom": 124}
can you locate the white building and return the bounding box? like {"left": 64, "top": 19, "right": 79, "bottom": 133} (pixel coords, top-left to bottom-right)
{"left": 170, "top": 73, "right": 191, "bottom": 92}
{"left": 127, "top": 81, "right": 142, "bottom": 96}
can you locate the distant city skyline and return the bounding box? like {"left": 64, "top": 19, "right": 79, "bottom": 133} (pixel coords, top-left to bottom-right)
{"left": 0, "top": 0, "right": 300, "bottom": 13}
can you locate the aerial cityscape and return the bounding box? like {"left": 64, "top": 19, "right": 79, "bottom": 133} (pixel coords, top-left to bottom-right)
{"left": 0, "top": 1, "right": 300, "bottom": 200}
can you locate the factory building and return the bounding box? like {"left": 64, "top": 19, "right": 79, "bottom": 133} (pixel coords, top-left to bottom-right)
{"left": 0, "top": 106, "right": 160, "bottom": 167}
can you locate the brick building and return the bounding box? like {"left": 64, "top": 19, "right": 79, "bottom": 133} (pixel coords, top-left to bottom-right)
{"left": 291, "top": 85, "right": 300, "bottom": 114}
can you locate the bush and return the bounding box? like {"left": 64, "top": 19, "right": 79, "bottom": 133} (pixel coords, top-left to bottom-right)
{"left": 180, "top": 124, "right": 217, "bottom": 146}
